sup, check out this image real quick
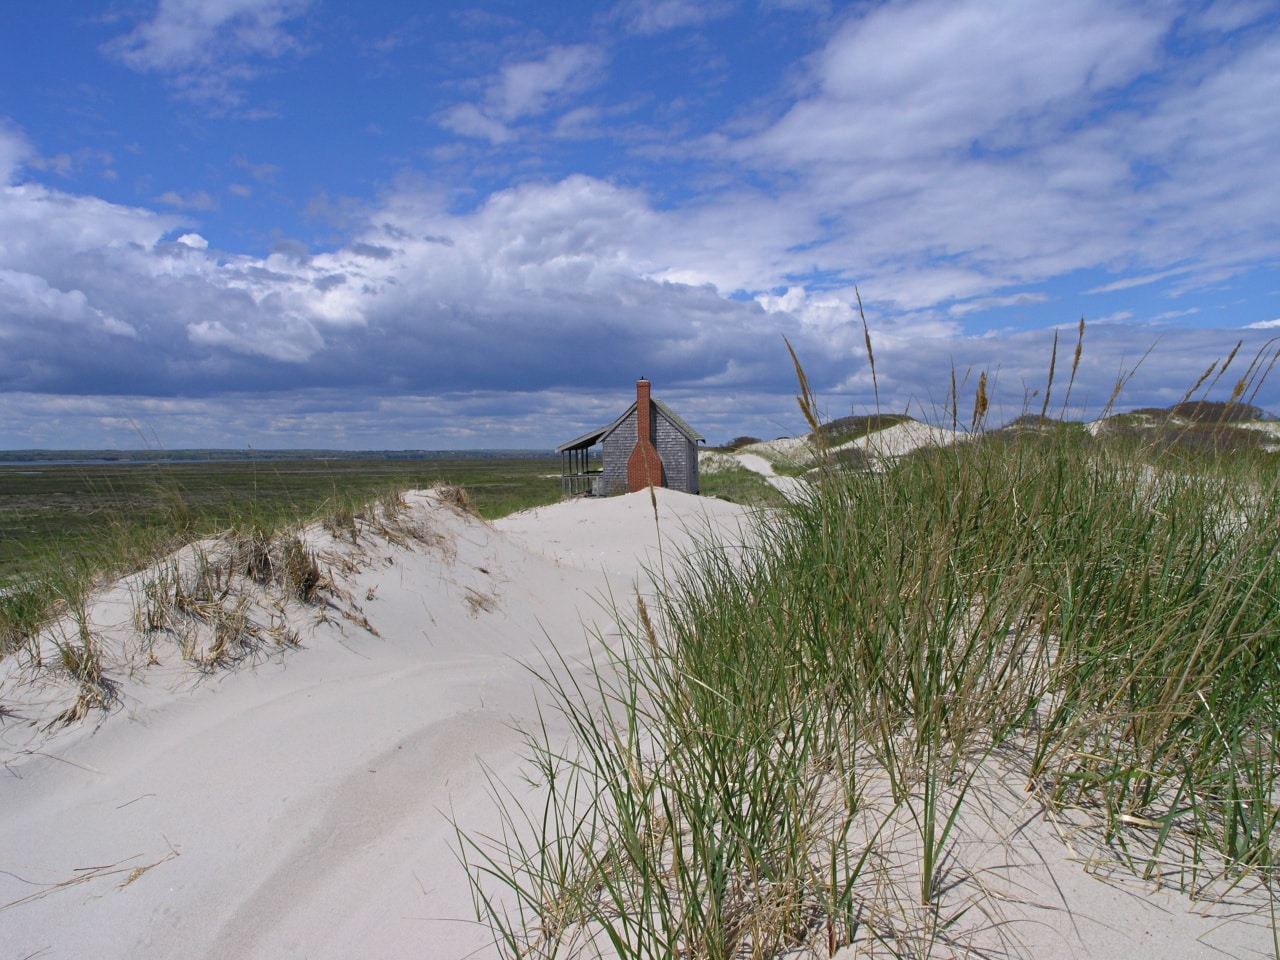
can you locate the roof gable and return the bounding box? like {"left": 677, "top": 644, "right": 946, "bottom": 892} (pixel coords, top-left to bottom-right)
{"left": 598, "top": 398, "right": 704, "bottom": 446}
{"left": 556, "top": 394, "right": 704, "bottom": 452}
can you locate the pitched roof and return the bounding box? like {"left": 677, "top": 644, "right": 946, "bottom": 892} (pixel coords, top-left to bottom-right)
{"left": 555, "top": 425, "right": 610, "bottom": 453}
{"left": 652, "top": 399, "right": 704, "bottom": 444}
{"left": 555, "top": 397, "right": 704, "bottom": 452}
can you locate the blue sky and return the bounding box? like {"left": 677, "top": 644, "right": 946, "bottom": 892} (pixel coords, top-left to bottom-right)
{"left": 1, "top": 0, "right": 1279, "bottom": 449}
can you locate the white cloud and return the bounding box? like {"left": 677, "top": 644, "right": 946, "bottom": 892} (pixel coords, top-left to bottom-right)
{"left": 157, "top": 189, "right": 217, "bottom": 211}
{"left": 187, "top": 315, "right": 321, "bottom": 362}
{"left": 492, "top": 46, "right": 605, "bottom": 121}
{"left": 949, "top": 293, "right": 1050, "bottom": 317}
{"left": 750, "top": 0, "right": 1164, "bottom": 164}
{"left": 1191, "top": 0, "right": 1275, "bottom": 34}
{"left": 0, "top": 163, "right": 825, "bottom": 401}
{"left": 0, "top": 120, "right": 31, "bottom": 183}
{"left": 438, "top": 103, "right": 514, "bottom": 145}
{"left": 103, "top": 0, "right": 314, "bottom": 106}
{"left": 1086, "top": 269, "right": 1189, "bottom": 294}
{"left": 614, "top": 0, "right": 736, "bottom": 35}
{"left": 710, "top": 0, "right": 1280, "bottom": 316}
{"left": 0, "top": 155, "right": 1273, "bottom": 445}
{"left": 440, "top": 45, "right": 606, "bottom": 143}
{"left": 0, "top": 269, "right": 135, "bottom": 338}
{"left": 755, "top": 286, "right": 856, "bottom": 329}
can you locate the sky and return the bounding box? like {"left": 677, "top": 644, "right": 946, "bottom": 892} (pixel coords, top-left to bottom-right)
{"left": 1, "top": 0, "right": 1279, "bottom": 450}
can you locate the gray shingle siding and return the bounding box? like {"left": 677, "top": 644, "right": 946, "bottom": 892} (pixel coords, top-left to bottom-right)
{"left": 561, "top": 389, "right": 702, "bottom": 496}
{"left": 596, "top": 403, "right": 700, "bottom": 495}
{"left": 655, "top": 413, "right": 699, "bottom": 494}
{"left": 601, "top": 410, "right": 636, "bottom": 495}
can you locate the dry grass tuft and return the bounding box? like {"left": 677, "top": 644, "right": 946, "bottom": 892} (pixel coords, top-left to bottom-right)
{"left": 49, "top": 600, "right": 115, "bottom": 727}
{"left": 437, "top": 485, "right": 479, "bottom": 517}
{"left": 127, "top": 529, "right": 328, "bottom": 674}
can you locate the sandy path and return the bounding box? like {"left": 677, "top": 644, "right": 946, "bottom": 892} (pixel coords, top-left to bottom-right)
{"left": 730, "top": 452, "right": 810, "bottom": 500}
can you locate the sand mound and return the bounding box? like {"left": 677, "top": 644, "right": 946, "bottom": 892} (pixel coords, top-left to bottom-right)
{"left": 1, "top": 485, "right": 1274, "bottom": 959}
{"left": 838, "top": 419, "right": 965, "bottom": 460}
{"left": 0, "top": 487, "right": 748, "bottom": 960}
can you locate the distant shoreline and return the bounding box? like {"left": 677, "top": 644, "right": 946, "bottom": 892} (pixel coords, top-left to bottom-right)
{"left": 0, "top": 449, "right": 555, "bottom": 466}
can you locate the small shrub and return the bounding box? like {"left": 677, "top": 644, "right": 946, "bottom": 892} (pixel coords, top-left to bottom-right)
{"left": 1171, "top": 399, "right": 1265, "bottom": 423}
{"left": 816, "top": 413, "right": 911, "bottom": 445}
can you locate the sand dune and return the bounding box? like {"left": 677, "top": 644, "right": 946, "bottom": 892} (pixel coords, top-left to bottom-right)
{"left": 1, "top": 486, "right": 1275, "bottom": 959}
{"left": 0, "top": 488, "right": 746, "bottom": 959}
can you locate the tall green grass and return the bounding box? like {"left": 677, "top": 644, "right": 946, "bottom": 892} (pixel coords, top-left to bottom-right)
{"left": 463, "top": 350, "right": 1280, "bottom": 957}
{"left": 0, "top": 456, "right": 560, "bottom": 660}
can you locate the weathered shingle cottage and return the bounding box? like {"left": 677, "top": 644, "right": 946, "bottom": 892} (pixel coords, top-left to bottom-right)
{"left": 557, "top": 379, "right": 704, "bottom": 496}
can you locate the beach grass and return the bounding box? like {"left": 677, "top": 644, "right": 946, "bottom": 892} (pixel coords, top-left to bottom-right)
{"left": 0, "top": 455, "right": 560, "bottom": 659}
{"left": 463, "top": 344, "right": 1280, "bottom": 957}
{"left": 697, "top": 461, "right": 790, "bottom": 507}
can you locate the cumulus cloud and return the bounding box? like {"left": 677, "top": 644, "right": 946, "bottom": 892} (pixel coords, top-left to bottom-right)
{"left": 5, "top": 1, "right": 1280, "bottom": 447}
{"left": 0, "top": 269, "right": 136, "bottom": 339}
{"left": 0, "top": 160, "right": 829, "bottom": 407}
{"left": 103, "top": 0, "right": 314, "bottom": 107}
{"left": 1, "top": 135, "right": 1273, "bottom": 438}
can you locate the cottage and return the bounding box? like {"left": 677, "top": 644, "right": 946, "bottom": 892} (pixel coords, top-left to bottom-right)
{"left": 557, "top": 379, "right": 704, "bottom": 496}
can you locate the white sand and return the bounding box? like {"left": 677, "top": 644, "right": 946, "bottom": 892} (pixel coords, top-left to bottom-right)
{"left": 0, "top": 488, "right": 749, "bottom": 960}
{"left": 1, "top": 486, "right": 1274, "bottom": 959}
{"left": 705, "top": 421, "right": 963, "bottom": 496}
{"left": 839, "top": 420, "right": 965, "bottom": 461}
{"left": 739, "top": 435, "right": 817, "bottom": 467}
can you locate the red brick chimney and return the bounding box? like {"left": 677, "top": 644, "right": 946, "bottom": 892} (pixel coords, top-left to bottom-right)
{"left": 627, "top": 378, "right": 665, "bottom": 492}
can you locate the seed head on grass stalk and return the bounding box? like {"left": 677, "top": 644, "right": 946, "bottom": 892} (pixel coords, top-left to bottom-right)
{"left": 1242, "top": 339, "right": 1280, "bottom": 409}
{"left": 950, "top": 367, "right": 959, "bottom": 433}
{"left": 857, "top": 286, "right": 880, "bottom": 416}
{"left": 1040, "top": 328, "right": 1059, "bottom": 422}
{"left": 1097, "top": 340, "right": 1156, "bottom": 421}
{"left": 784, "top": 337, "right": 823, "bottom": 444}
{"left": 971, "top": 371, "right": 989, "bottom": 432}
{"left": 1060, "top": 316, "right": 1086, "bottom": 416}
{"left": 648, "top": 480, "right": 666, "bottom": 585}
{"left": 1179, "top": 356, "right": 1222, "bottom": 409}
